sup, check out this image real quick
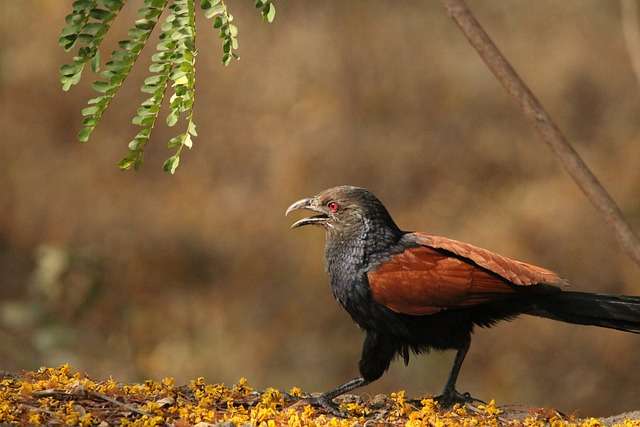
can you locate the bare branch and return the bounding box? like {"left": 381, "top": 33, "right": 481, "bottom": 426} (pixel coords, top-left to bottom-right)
{"left": 621, "top": 0, "right": 640, "bottom": 88}
{"left": 440, "top": 0, "right": 640, "bottom": 267}
{"left": 88, "top": 390, "right": 152, "bottom": 417}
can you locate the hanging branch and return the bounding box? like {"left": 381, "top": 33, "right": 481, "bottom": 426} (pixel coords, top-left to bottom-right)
{"left": 117, "top": 2, "right": 177, "bottom": 170}
{"left": 59, "top": 0, "right": 277, "bottom": 173}
{"left": 440, "top": 0, "right": 640, "bottom": 267}
{"left": 59, "top": 0, "right": 127, "bottom": 91}
{"left": 162, "top": 0, "right": 198, "bottom": 174}
{"left": 74, "top": 0, "right": 170, "bottom": 144}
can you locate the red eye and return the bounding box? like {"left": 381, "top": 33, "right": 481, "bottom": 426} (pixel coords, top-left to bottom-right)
{"left": 327, "top": 201, "right": 339, "bottom": 213}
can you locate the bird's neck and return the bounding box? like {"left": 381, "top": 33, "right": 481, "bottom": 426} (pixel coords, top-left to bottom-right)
{"left": 324, "top": 216, "right": 403, "bottom": 315}
{"left": 325, "top": 215, "right": 403, "bottom": 276}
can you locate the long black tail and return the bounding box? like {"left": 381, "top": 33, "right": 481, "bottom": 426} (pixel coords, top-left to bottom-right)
{"left": 528, "top": 291, "right": 640, "bottom": 333}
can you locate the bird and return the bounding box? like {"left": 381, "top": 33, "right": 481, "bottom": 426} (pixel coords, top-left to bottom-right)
{"left": 285, "top": 185, "right": 640, "bottom": 416}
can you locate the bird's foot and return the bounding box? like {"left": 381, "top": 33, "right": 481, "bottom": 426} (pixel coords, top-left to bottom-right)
{"left": 303, "top": 394, "right": 347, "bottom": 418}
{"left": 435, "top": 390, "right": 485, "bottom": 409}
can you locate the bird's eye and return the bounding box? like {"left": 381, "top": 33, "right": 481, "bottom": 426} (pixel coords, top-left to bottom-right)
{"left": 327, "top": 201, "right": 340, "bottom": 213}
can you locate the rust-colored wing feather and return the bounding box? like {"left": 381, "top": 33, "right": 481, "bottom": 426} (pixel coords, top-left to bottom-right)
{"left": 412, "top": 232, "right": 563, "bottom": 286}
{"left": 367, "top": 233, "right": 565, "bottom": 316}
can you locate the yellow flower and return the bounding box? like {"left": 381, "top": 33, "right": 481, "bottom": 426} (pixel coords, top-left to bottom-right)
{"left": 477, "top": 399, "right": 502, "bottom": 416}
{"left": 234, "top": 377, "right": 253, "bottom": 394}
{"left": 4, "top": 364, "right": 639, "bottom": 427}
{"left": 161, "top": 377, "right": 175, "bottom": 388}
{"left": 19, "top": 382, "right": 33, "bottom": 396}
{"left": 28, "top": 412, "right": 43, "bottom": 425}
{"left": 79, "top": 413, "right": 93, "bottom": 427}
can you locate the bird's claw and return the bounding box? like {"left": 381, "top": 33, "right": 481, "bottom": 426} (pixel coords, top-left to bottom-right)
{"left": 303, "top": 395, "right": 347, "bottom": 418}
{"left": 435, "top": 390, "right": 484, "bottom": 408}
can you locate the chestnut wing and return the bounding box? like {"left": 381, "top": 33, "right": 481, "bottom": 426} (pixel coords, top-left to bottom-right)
{"left": 412, "top": 233, "right": 564, "bottom": 286}
{"left": 367, "top": 234, "right": 564, "bottom": 316}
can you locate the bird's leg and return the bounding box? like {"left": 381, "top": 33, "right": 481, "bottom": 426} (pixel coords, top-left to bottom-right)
{"left": 305, "top": 377, "right": 369, "bottom": 417}
{"left": 435, "top": 339, "right": 483, "bottom": 408}
{"left": 306, "top": 331, "right": 395, "bottom": 417}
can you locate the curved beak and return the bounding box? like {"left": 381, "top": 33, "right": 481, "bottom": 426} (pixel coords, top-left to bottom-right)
{"left": 285, "top": 197, "right": 328, "bottom": 229}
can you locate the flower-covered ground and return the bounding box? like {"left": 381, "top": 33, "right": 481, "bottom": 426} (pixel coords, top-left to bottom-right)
{"left": 0, "top": 366, "right": 638, "bottom": 426}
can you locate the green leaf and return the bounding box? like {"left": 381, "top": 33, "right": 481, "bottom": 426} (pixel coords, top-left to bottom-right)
{"left": 187, "top": 121, "right": 197, "bottom": 136}
{"left": 128, "top": 138, "right": 145, "bottom": 150}
{"left": 151, "top": 52, "right": 170, "bottom": 63}
{"left": 148, "top": 0, "right": 168, "bottom": 9}
{"left": 90, "top": 50, "right": 101, "bottom": 72}
{"left": 61, "top": 72, "right": 83, "bottom": 91}
{"left": 149, "top": 63, "right": 167, "bottom": 73}
{"left": 82, "top": 116, "right": 98, "bottom": 126}
{"left": 141, "top": 83, "right": 159, "bottom": 93}
{"left": 173, "top": 74, "right": 189, "bottom": 86}
{"left": 118, "top": 154, "right": 139, "bottom": 170}
{"left": 82, "top": 22, "right": 106, "bottom": 36}
{"left": 91, "top": 80, "right": 113, "bottom": 93}
{"left": 78, "top": 126, "right": 93, "bottom": 142}
{"left": 60, "top": 63, "right": 81, "bottom": 76}
{"left": 144, "top": 75, "right": 164, "bottom": 85}
{"left": 103, "top": 0, "right": 124, "bottom": 11}
{"left": 87, "top": 96, "right": 106, "bottom": 105}
{"left": 73, "top": 0, "right": 95, "bottom": 9}
{"left": 127, "top": 27, "right": 148, "bottom": 39}
{"left": 81, "top": 105, "right": 99, "bottom": 116}
{"left": 163, "top": 155, "right": 180, "bottom": 174}
{"left": 135, "top": 19, "right": 155, "bottom": 30}
{"left": 183, "top": 133, "right": 193, "bottom": 148}
{"left": 166, "top": 111, "right": 178, "bottom": 127}
{"left": 132, "top": 115, "right": 154, "bottom": 126}
{"left": 263, "top": 3, "right": 276, "bottom": 23}
{"left": 167, "top": 135, "right": 183, "bottom": 148}
{"left": 223, "top": 39, "right": 231, "bottom": 53}
{"left": 204, "top": 4, "right": 225, "bottom": 19}
{"left": 90, "top": 8, "right": 113, "bottom": 20}
{"left": 59, "top": 35, "right": 78, "bottom": 51}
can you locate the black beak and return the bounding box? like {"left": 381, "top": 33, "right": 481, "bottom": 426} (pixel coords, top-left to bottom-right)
{"left": 285, "top": 197, "right": 329, "bottom": 229}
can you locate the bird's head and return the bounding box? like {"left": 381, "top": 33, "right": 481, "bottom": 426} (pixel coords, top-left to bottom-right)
{"left": 285, "top": 186, "right": 401, "bottom": 239}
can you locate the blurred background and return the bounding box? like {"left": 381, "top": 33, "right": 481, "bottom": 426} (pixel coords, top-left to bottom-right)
{"left": 1, "top": 0, "right": 639, "bottom": 417}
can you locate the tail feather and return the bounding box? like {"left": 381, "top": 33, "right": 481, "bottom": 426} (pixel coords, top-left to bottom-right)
{"left": 528, "top": 291, "right": 640, "bottom": 333}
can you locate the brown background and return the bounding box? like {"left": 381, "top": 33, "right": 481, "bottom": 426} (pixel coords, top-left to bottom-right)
{"left": 1, "top": 0, "right": 639, "bottom": 416}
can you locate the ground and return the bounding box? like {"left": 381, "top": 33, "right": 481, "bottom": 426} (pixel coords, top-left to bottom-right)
{"left": 0, "top": 366, "right": 638, "bottom": 426}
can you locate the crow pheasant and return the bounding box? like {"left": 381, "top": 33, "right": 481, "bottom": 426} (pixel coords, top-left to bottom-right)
{"left": 286, "top": 185, "right": 640, "bottom": 416}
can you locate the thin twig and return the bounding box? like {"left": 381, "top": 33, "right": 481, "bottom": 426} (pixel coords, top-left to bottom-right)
{"left": 32, "top": 388, "right": 152, "bottom": 417}
{"left": 0, "top": 371, "right": 19, "bottom": 380}
{"left": 32, "top": 389, "right": 69, "bottom": 399}
{"left": 18, "top": 403, "right": 58, "bottom": 417}
{"left": 440, "top": 0, "right": 640, "bottom": 267}
{"left": 621, "top": 0, "right": 640, "bottom": 88}
{"left": 464, "top": 403, "right": 509, "bottom": 425}
{"left": 88, "top": 390, "right": 152, "bottom": 417}
{"left": 18, "top": 403, "right": 64, "bottom": 424}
